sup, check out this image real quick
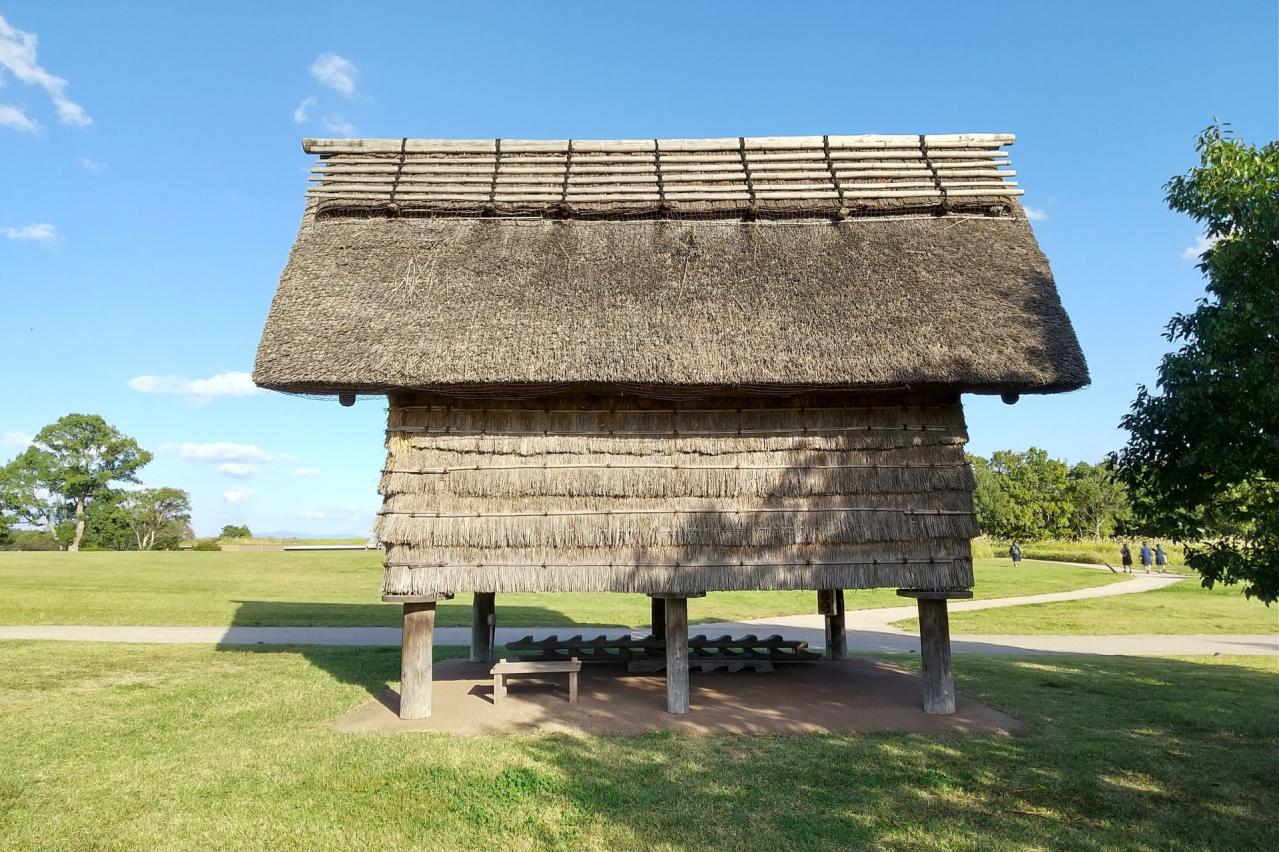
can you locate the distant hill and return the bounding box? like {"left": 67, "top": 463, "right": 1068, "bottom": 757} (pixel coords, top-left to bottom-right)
{"left": 256, "top": 530, "right": 368, "bottom": 541}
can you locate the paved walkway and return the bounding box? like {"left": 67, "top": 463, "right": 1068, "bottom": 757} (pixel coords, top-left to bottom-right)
{"left": 1, "top": 571, "right": 1274, "bottom": 656}
{"left": 1, "top": 624, "right": 1271, "bottom": 656}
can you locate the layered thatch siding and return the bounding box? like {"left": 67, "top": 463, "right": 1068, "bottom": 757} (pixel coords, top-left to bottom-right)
{"left": 377, "top": 393, "right": 976, "bottom": 596}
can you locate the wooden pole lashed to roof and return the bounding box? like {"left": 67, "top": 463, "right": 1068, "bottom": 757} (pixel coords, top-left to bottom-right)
{"left": 302, "top": 134, "right": 1017, "bottom": 155}
{"left": 301, "top": 133, "right": 1023, "bottom": 216}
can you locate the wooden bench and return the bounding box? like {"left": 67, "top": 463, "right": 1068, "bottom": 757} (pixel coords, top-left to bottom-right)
{"left": 491, "top": 657, "right": 581, "bottom": 704}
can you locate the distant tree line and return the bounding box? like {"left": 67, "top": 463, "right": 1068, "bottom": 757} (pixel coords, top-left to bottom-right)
{"left": 969, "top": 448, "right": 1134, "bottom": 542}
{"left": 0, "top": 414, "right": 192, "bottom": 551}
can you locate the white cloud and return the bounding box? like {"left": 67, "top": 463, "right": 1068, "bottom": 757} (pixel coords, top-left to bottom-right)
{"left": 301, "top": 509, "right": 328, "bottom": 519}
{"left": 1023, "top": 206, "right": 1048, "bottom": 222}
{"left": 0, "top": 14, "right": 91, "bottom": 128}
{"left": 222, "top": 487, "right": 255, "bottom": 504}
{"left": 1, "top": 431, "right": 32, "bottom": 449}
{"left": 217, "top": 462, "right": 259, "bottom": 479}
{"left": 292, "top": 467, "right": 322, "bottom": 477}
{"left": 322, "top": 114, "right": 357, "bottom": 136}
{"left": 179, "top": 442, "right": 276, "bottom": 464}
{"left": 1181, "top": 233, "right": 1220, "bottom": 261}
{"left": 127, "top": 370, "right": 260, "bottom": 399}
{"left": 0, "top": 104, "right": 38, "bottom": 132}
{"left": 4, "top": 223, "right": 55, "bottom": 242}
{"left": 74, "top": 156, "right": 105, "bottom": 171}
{"left": 292, "top": 96, "right": 315, "bottom": 124}
{"left": 310, "top": 53, "right": 357, "bottom": 95}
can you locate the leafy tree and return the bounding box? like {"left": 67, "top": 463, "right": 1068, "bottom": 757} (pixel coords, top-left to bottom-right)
{"left": 22, "top": 414, "right": 152, "bottom": 552}
{"left": 220, "top": 524, "right": 252, "bottom": 539}
{"left": 124, "top": 488, "right": 193, "bottom": 550}
{"left": 970, "top": 455, "right": 1018, "bottom": 538}
{"left": 968, "top": 449, "right": 1072, "bottom": 540}
{"left": 81, "top": 491, "right": 134, "bottom": 551}
{"left": 1066, "top": 461, "right": 1132, "bottom": 538}
{"left": 0, "top": 447, "right": 63, "bottom": 535}
{"left": 1117, "top": 124, "right": 1278, "bottom": 603}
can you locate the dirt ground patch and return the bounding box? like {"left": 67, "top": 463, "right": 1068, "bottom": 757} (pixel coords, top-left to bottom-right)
{"left": 335, "top": 657, "right": 1023, "bottom": 736}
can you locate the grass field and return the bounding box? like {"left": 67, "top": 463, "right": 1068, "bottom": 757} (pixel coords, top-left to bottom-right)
{"left": 1010, "top": 538, "right": 1186, "bottom": 567}
{"left": 0, "top": 551, "right": 1123, "bottom": 628}
{"left": 0, "top": 641, "right": 1274, "bottom": 850}
{"left": 896, "top": 578, "right": 1278, "bottom": 635}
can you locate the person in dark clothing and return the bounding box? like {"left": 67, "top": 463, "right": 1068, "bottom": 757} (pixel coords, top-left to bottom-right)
{"left": 1139, "top": 541, "right": 1154, "bottom": 574}
{"left": 1155, "top": 544, "right": 1167, "bottom": 573}
{"left": 1120, "top": 543, "right": 1133, "bottom": 573}
{"left": 1009, "top": 542, "right": 1022, "bottom": 566}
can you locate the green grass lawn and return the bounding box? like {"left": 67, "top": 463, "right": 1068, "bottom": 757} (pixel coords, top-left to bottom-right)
{"left": 0, "top": 552, "right": 1122, "bottom": 628}
{"left": 0, "top": 641, "right": 1274, "bottom": 850}
{"left": 895, "top": 577, "right": 1278, "bottom": 635}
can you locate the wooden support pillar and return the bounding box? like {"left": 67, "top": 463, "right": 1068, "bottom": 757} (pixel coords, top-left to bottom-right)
{"left": 917, "top": 598, "right": 954, "bottom": 714}
{"left": 820, "top": 588, "right": 847, "bottom": 660}
{"left": 649, "top": 592, "right": 703, "bottom": 714}
{"left": 400, "top": 601, "right": 436, "bottom": 720}
{"left": 471, "top": 592, "right": 495, "bottom": 663}
{"left": 651, "top": 596, "right": 666, "bottom": 640}
{"left": 897, "top": 589, "right": 970, "bottom": 715}
{"left": 664, "top": 597, "right": 689, "bottom": 714}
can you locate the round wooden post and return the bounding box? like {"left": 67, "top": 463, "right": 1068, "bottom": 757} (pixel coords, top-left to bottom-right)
{"left": 651, "top": 596, "right": 666, "bottom": 640}
{"left": 917, "top": 597, "right": 955, "bottom": 715}
{"left": 400, "top": 601, "right": 436, "bottom": 719}
{"left": 664, "top": 597, "right": 689, "bottom": 714}
{"left": 823, "top": 588, "right": 848, "bottom": 660}
{"left": 471, "top": 592, "right": 495, "bottom": 663}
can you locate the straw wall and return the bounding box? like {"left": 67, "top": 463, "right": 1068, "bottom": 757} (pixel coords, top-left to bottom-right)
{"left": 377, "top": 392, "right": 976, "bottom": 596}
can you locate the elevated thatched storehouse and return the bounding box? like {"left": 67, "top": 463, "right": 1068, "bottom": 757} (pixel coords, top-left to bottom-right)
{"left": 254, "top": 133, "right": 1087, "bottom": 719}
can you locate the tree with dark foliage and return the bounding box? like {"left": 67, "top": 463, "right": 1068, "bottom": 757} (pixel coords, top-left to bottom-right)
{"left": 1117, "top": 124, "right": 1278, "bottom": 603}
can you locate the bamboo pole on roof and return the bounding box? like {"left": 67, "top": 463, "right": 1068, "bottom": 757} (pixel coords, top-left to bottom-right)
{"left": 303, "top": 133, "right": 1016, "bottom": 156}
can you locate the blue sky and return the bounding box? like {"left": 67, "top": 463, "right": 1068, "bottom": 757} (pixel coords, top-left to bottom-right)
{"left": 1, "top": 2, "right": 1275, "bottom": 536}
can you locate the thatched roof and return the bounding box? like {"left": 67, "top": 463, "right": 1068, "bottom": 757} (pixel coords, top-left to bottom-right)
{"left": 253, "top": 133, "right": 1088, "bottom": 397}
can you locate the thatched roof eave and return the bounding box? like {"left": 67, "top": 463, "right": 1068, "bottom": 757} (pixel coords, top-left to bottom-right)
{"left": 253, "top": 214, "right": 1089, "bottom": 396}
{"left": 251, "top": 379, "right": 1088, "bottom": 401}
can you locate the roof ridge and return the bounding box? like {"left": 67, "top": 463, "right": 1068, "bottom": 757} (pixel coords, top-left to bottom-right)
{"left": 303, "top": 133, "right": 1016, "bottom": 155}
{"left": 304, "top": 133, "right": 1022, "bottom": 220}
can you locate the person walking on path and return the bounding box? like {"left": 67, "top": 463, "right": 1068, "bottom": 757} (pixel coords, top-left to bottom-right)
{"left": 1155, "top": 544, "right": 1168, "bottom": 573}
{"left": 1009, "top": 542, "right": 1023, "bottom": 566}
{"left": 1140, "top": 542, "right": 1154, "bottom": 574}
{"left": 1121, "top": 543, "right": 1133, "bottom": 573}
